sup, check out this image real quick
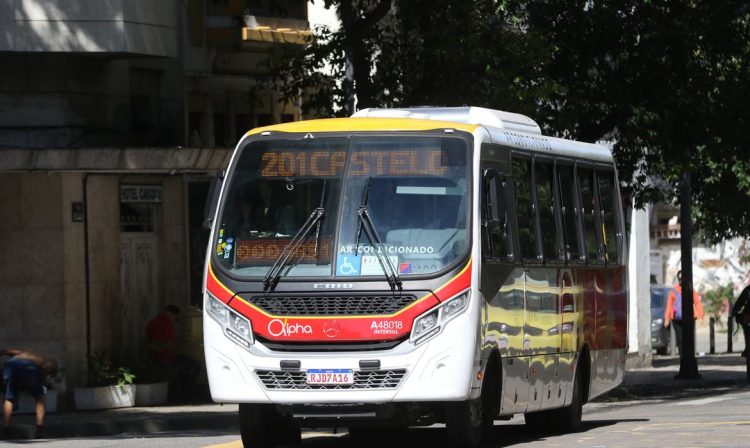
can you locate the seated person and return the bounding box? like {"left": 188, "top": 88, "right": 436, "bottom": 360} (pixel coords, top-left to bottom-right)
{"left": 146, "top": 306, "right": 200, "bottom": 402}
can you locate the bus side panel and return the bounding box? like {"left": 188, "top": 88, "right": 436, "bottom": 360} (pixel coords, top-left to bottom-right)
{"left": 611, "top": 266, "right": 628, "bottom": 349}
{"left": 582, "top": 269, "right": 597, "bottom": 350}
{"left": 593, "top": 266, "right": 627, "bottom": 350}
{"left": 594, "top": 269, "right": 610, "bottom": 349}
{"left": 481, "top": 265, "right": 529, "bottom": 415}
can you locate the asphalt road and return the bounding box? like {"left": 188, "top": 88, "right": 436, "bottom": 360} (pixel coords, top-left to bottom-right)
{"left": 24, "top": 385, "right": 750, "bottom": 448}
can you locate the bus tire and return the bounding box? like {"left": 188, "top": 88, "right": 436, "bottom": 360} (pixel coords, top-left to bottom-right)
{"left": 549, "top": 364, "right": 583, "bottom": 433}
{"left": 524, "top": 409, "right": 550, "bottom": 429}
{"left": 239, "top": 403, "right": 300, "bottom": 448}
{"left": 445, "top": 398, "right": 483, "bottom": 448}
{"left": 348, "top": 426, "right": 406, "bottom": 439}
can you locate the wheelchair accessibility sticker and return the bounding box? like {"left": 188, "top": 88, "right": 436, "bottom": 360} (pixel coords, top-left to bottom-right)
{"left": 336, "top": 255, "right": 362, "bottom": 276}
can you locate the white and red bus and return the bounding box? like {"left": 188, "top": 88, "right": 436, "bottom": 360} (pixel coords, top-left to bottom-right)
{"left": 203, "top": 107, "right": 628, "bottom": 447}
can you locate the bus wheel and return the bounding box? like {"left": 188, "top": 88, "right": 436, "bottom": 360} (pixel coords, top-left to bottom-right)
{"left": 524, "top": 409, "right": 550, "bottom": 429}
{"left": 549, "top": 366, "right": 583, "bottom": 433}
{"left": 239, "top": 403, "right": 299, "bottom": 448}
{"left": 349, "top": 426, "right": 406, "bottom": 439}
{"left": 445, "top": 398, "right": 483, "bottom": 448}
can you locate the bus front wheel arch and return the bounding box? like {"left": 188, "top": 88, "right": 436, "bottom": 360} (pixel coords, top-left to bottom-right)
{"left": 444, "top": 354, "right": 500, "bottom": 447}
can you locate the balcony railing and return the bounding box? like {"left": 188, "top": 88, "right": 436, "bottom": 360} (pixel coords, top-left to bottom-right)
{"left": 651, "top": 224, "right": 681, "bottom": 240}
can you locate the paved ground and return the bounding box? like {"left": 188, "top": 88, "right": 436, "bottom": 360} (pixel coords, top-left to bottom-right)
{"left": 2, "top": 317, "right": 745, "bottom": 441}
{"left": 2, "top": 351, "right": 747, "bottom": 441}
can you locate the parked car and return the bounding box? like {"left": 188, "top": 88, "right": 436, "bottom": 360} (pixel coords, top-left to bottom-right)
{"left": 651, "top": 286, "right": 673, "bottom": 355}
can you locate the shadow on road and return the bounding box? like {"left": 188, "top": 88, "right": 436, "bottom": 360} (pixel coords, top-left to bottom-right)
{"left": 301, "top": 418, "right": 650, "bottom": 447}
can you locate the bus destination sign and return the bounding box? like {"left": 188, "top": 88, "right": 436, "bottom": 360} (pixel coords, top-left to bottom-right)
{"left": 260, "top": 150, "right": 449, "bottom": 177}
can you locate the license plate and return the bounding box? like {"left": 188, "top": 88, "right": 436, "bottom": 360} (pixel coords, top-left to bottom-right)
{"left": 306, "top": 369, "right": 354, "bottom": 385}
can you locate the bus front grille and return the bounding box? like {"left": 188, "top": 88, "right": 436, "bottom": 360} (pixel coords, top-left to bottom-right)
{"left": 255, "top": 369, "right": 407, "bottom": 390}
{"left": 248, "top": 295, "right": 418, "bottom": 316}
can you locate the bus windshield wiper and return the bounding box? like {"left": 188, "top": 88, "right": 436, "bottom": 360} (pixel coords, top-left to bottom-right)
{"left": 354, "top": 178, "right": 402, "bottom": 291}
{"left": 263, "top": 181, "right": 327, "bottom": 292}
{"left": 263, "top": 207, "right": 324, "bottom": 291}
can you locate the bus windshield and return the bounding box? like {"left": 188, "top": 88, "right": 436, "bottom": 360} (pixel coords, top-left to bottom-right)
{"left": 213, "top": 134, "right": 470, "bottom": 280}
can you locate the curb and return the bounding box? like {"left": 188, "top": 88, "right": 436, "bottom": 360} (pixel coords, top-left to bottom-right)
{"left": 3, "top": 409, "right": 239, "bottom": 441}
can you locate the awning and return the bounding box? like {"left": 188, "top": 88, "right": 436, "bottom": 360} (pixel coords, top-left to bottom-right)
{"left": 242, "top": 26, "right": 313, "bottom": 45}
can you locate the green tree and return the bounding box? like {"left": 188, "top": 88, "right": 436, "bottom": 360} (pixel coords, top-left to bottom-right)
{"left": 270, "top": 1, "right": 750, "bottom": 241}
{"left": 526, "top": 1, "right": 750, "bottom": 241}
{"left": 267, "top": 0, "right": 552, "bottom": 118}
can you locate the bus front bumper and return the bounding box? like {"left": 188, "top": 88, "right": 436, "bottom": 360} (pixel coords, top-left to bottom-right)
{"left": 204, "top": 310, "right": 479, "bottom": 404}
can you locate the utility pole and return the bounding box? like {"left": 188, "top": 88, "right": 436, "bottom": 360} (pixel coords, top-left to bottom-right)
{"left": 676, "top": 170, "right": 700, "bottom": 379}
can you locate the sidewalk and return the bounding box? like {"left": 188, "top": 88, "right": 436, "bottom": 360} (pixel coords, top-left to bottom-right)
{"left": 602, "top": 352, "right": 749, "bottom": 401}
{"left": 2, "top": 354, "right": 748, "bottom": 441}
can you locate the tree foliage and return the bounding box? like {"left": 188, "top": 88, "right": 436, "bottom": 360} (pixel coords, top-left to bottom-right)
{"left": 267, "top": 0, "right": 750, "bottom": 241}
{"left": 527, "top": 1, "right": 750, "bottom": 242}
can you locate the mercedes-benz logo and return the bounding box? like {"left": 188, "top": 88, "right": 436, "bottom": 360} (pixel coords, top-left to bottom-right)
{"left": 323, "top": 320, "right": 341, "bottom": 338}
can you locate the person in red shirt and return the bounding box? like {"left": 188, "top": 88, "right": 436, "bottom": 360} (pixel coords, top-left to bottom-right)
{"left": 146, "top": 305, "right": 180, "bottom": 364}
{"left": 664, "top": 271, "right": 704, "bottom": 354}
{"left": 146, "top": 305, "right": 200, "bottom": 401}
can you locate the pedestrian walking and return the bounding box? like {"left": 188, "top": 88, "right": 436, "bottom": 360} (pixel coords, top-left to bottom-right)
{"left": 664, "top": 271, "right": 704, "bottom": 354}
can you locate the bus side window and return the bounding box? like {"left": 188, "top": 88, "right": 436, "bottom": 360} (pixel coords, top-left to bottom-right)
{"left": 534, "top": 159, "right": 562, "bottom": 262}
{"left": 512, "top": 157, "right": 539, "bottom": 261}
{"left": 577, "top": 166, "right": 603, "bottom": 263}
{"left": 558, "top": 164, "right": 582, "bottom": 262}
{"left": 596, "top": 170, "right": 619, "bottom": 264}
{"left": 482, "top": 169, "right": 511, "bottom": 260}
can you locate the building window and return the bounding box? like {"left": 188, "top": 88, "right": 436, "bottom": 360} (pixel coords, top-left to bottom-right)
{"left": 130, "top": 69, "right": 161, "bottom": 132}
{"left": 256, "top": 113, "right": 273, "bottom": 127}
{"left": 120, "top": 204, "right": 156, "bottom": 232}
{"left": 120, "top": 185, "right": 162, "bottom": 232}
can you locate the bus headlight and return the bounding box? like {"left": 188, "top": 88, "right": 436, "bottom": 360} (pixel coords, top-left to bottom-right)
{"left": 413, "top": 310, "right": 440, "bottom": 342}
{"left": 207, "top": 293, "right": 254, "bottom": 349}
{"left": 410, "top": 290, "right": 471, "bottom": 345}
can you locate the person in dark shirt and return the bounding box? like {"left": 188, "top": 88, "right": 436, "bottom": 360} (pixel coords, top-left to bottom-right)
{"left": 731, "top": 285, "right": 750, "bottom": 357}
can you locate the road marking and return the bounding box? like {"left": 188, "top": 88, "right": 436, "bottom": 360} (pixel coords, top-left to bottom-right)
{"left": 674, "top": 396, "right": 736, "bottom": 406}
{"left": 674, "top": 390, "right": 750, "bottom": 406}
{"left": 203, "top": 430, "right": 347, "bottom": 447}
{"left": 632, "top": 421, "right": 750, "bottom": 432}
{"left": 204, "top": 441, "right": 242, "bottom": 448}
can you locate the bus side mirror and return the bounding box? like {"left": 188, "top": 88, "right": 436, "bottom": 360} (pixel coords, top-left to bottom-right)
{"left": 203, "top": 170, "right": 224, "bottom": 230}
{"left": 484, "top": 169, "right": 507, "bottom": 229}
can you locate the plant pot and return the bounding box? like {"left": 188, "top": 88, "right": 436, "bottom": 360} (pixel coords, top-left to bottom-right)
{"left": 74, "top": 384, "right": 135, "bottom": 411}
{"left": 134, "top": 381, "right": 169, "bottom": 406}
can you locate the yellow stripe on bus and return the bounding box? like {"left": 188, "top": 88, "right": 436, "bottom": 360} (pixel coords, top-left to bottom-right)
{"left": 246, "top": 117, "right": 479, "bottom": 136}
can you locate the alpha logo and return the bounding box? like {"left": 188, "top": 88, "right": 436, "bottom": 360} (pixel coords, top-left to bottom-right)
{"left": 322, "top": 320, "right": 341, "bottom": 338}
{"left": 267, "top": 319, "right": 313, "bottom": 337}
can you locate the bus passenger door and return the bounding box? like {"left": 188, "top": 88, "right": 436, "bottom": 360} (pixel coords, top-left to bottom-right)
{"left": 491, "top": 268, "right": 529, "bottom": 415}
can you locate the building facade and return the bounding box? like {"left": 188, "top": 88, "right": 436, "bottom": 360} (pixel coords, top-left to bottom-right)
{"left": 0, "top": 0, "right": 311, "bottom": 398}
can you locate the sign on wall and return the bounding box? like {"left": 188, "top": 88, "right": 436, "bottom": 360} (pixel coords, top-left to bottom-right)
{"left": 120, "top": 185, "right": 163, "bottom": 203}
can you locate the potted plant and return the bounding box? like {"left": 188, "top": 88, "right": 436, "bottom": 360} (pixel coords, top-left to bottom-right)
{"left": 133, "top": 355, "right": 169, "bottom": 406}
{"left": 74, "top": 351, "right": 136, "bottom": 411}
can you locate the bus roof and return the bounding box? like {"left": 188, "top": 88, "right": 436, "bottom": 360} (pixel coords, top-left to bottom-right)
{"left": 244, "top": 107, "right": 613, "bottom": 164}
{"left": 245, "top": 117, "right": 480, "bottom": 136}
{"left": 353, "top": 107, "right": 542, "bottom": 135}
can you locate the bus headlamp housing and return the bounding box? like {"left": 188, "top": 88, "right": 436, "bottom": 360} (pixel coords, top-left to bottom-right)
{"left": 410, "top": 290, "right": 471, "bottom": 345}
{"left": 206, "top": 293, "right": 254, "bottom": 348}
